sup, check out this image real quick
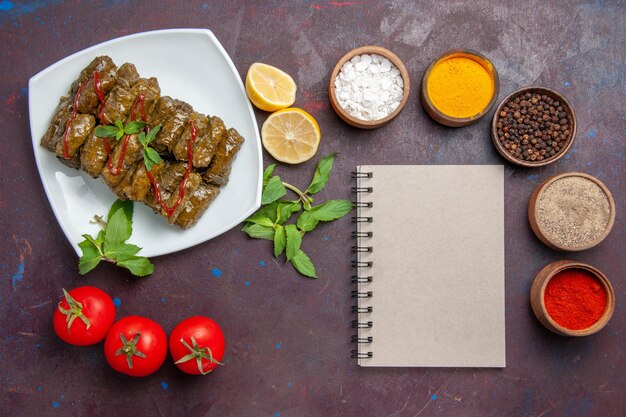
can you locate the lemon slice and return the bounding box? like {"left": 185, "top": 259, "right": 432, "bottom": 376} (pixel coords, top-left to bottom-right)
{"left": 246, "top": 63, "right": 297, "bottom": 112}
{"left": 261, "top": 108, "right": 321, "bottom": 164}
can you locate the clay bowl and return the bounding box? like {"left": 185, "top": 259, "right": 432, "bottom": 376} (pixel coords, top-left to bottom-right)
{"left": 420, "top": 49, "right": 499, "bottom": 127}
{"left": 528, "top": 172, "right": 615, "bottom": 251}
{"left": 328, "top": 46, "right": 410, "bottom": 129}
{"left": 530, "top": 260, "right": 615, "bottom": 336}
{"left": 491, "top": 86, "right": 576, "bottom": 167}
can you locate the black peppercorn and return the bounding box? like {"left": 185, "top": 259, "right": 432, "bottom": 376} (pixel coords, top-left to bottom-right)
{"left": 495, "top": 91, "right": 571, "bottom": 163}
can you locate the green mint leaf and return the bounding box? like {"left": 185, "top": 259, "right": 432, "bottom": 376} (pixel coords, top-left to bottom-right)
{"left": 247, "top": 201, "right": 279, "bottom": 223}
{"left": 104, "top": 243, "right": 141, "bottom": 260}
{"left": 144, "top": 125, "right": 161, "bottom": 144}
{"left": 296, "top": 210, "right": 318, "bottom": 232}
{"left": 95, "top": 230, "right": 106, "bottom": 245}
{"left": 308, "top": 200, "right": 353, "bottom": 221}
{"left": 146, "top": 147, "right": 161, "bottom": 163}
{"left": 104, "top": 206, "right": 132, "bottom": 251}
{"left": 144, "top": 149, "right": 155, "bottom": 172}
{"left": 241, "top": 223, "right": 275, "bottom": 240}
{"left": 263, "top": 164, "right": 276, "bottom": 187}
{"left": 138, "top": 131, "right": 148, "bottom": 147}
{"left": 297, "top": 200, "right": 353, "bottom": 232}
{"left": 274, "top": 225, "right": 286, "bottom": 257}
{"left": 245, "top": 213, "right": 275, "bottom": 228}
{"left": 95, "top": 125, "right": 120, "bottom": 138}
{"left": 107, "top": 199, "right": 134, "bottom": 228}
{"left": 290, "top": 249, "right": 317, "bottom": 278}
{"left": 285, "top": 224, "right": 302, "bottom": 261}
{"left": 277, "top": 201, "right": 301, "bottom": 224}
{"left": 116, "top": 131, "right": 124, "bottom": 141}
{"left": 262, "top": 176, "right": 287, "bottom": 205}
{"left": 115, "top": 119, "right": 124, "bottom": 131}
{"left": 82, "top": 233, "right": 103, "bottom": 253}
{"left": 124, "top": 121, "right": 148, "bottom": 134}
{"left": 78, "top": 239, "right": 102, "bottom": 275}
{"left": 116, "top": 256, "right": 155, "bottom": 277}
{"left": 305, "top": 153, "right": 337, "bottom": 195}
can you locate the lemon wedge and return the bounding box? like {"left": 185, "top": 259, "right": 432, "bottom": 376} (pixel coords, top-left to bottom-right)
{"left": 246, "top": 63, "right": 297, "bottom": 112}
{"left": 261, "top": 108, "right": 320, "bottom": 164}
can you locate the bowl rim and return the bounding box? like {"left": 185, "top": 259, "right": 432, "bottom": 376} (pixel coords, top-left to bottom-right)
{"left": 328, "top": 45, "right": 410, "bottom": 129}
{"left": 420, "top": 49, "right": 500, "bottom": 127}
{"left": 490, "top": 86, "right": 577, "bottom": 167}
{"left": 532, "top": 260, "right": 615, "bottom": 336}
{"left": 528, "top": 172, "right": 616, "bottom": 251}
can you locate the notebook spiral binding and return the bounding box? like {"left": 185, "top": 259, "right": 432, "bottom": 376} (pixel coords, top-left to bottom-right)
{"left": 351, "top": 170, "right": 373, "bottom": 361}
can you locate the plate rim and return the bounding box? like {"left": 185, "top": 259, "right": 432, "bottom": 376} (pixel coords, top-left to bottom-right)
{"left": 29, "top": 28, "right": 262, "bottom": 257}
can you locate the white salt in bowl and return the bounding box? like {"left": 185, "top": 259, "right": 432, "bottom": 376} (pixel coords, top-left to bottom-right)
{"left": 328, "top": 46, "right": 410, "bottom": 129}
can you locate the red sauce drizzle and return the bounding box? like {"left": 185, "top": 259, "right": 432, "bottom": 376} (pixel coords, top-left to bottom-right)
{"left": 131, "top": 94, "right": 147, "bottom": 122}
{"left": 62, "top": 71, "right": 106, "bottom": 159}
{"left": 146, "top": 120, "right": 197, "bottom": 218}
{"left": 106, "top": 94, "right": 147, "bottom": 175}
{"left": 93, "top": 71, "right": 106, "bottom": 107}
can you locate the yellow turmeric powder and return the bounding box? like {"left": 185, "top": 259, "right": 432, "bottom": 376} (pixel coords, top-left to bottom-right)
{"left": 427, "top": 55, "right": 495, "bottom": 118}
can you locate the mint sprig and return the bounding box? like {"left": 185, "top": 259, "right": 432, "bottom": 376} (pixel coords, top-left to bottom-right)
{"left": 137, "top": 125, "right": 162, "bottom": 171}
{"left": 78, "top": 199, "right": 154, "bottom": 277}
{"left": 95, "top": 119, "right": 148, "bottom": 141}
{"left": 242, "top": 154, "right": 352, "bottom": 278}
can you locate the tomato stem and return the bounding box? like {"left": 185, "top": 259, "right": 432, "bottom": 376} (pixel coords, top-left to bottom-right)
{"left": 115, "top": 333, "right": 146, "bottom": 369}
{"left": 57, "top": 288, "right": 91, "bottom": 333}
{"left": 174, "top": 336, "right": 222, "bottom": 375}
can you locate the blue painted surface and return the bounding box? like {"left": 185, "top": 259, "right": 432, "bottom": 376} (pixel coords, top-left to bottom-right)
{"left": 160, "top": 297, "right": 166, "bottom": 303}
{"left": 244, "top": 281, "right": 250, "bottom": 286}
{"left": 0, "top": 0, "right": 61, "bottom": 15}
{"left": 112, "top": 297, "right": 121, "bottom": 307}
{"left": 563, "top": 81, "right": 571, "bottom": 87}
{"left": 587, "top": 130, "right": 597, "bottom": 138}
{"left": 11, "top": 262, "right": 24, "bottom": 289}
{"left": 0, "top": 1, "right": 13, "bottom": 11}
{"left": 275, "top": 342, "right": 281, "bottom": 349}
{"left": 211, "top": 268, "right": 222, "bottom": 277}
{"left": 322, "top": 235, "right": 329, "bottom": 241}
{"left": 52, "top": 401, "right": 59, "bottom": 408}
{"left": 259, "top": 261, "right": 265, "bottom": 267}
{"left": 160, "top": 381, "right": 168, "bottom": 391}
{"left": 431, "top": 394, "right": 438, "bottom": 400}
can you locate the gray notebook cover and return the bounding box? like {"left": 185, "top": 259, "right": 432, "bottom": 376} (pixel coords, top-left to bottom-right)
{"left": 356, "top": 165, "right": 505, "bottom": 367}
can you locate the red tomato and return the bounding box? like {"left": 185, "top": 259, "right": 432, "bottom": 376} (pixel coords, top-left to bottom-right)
{"left": 104, "top": 316, "right": 167, "bottom": 377}
{"left": 169, "top": 316, "right": 225, "bottom": 375}
{"left": 52, "top": 286, "right": 115, "bottom": 346}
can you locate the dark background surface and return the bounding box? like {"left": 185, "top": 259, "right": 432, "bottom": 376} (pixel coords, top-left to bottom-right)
{"left": 1, "top": 1, "right": 624, "bottom": 416}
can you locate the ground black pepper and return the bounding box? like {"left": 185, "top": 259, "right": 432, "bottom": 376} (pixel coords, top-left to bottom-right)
{"left": 495, "top": 92, "right": 572, "bottom": 162}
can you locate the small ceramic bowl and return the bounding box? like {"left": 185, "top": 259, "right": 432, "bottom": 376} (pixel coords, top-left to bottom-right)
{"left": 491, "top": 86, "right": 576, "bottom": 167}
{"left": 530, "top": 260, "right": 615, "bottom": 336}
{"left": 528, "top": 172, "right": 615, "bottom": 251}
{"left": 420, "top": 49, "right": 499, "bottom": 127}
{"left": 328, "top": 46, "right": 410, "bottom": 129}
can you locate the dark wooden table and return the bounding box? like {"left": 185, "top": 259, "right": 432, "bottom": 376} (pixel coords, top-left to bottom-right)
{"left": 1, "top": 1, "right": 623, "bottom": 416}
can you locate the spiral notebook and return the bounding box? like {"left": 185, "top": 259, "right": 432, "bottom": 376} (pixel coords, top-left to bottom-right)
{"left": 352, "top": 165, "right": 505, "bottom": 367}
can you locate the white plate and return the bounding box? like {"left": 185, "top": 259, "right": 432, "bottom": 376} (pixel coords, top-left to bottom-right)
{"left": 29, "top": 29, "right": 262, "bottom": 257}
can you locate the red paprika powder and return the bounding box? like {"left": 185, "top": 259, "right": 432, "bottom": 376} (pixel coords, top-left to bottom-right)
{"left": 544, "top": 268, "right": 607, "bottom": 330}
